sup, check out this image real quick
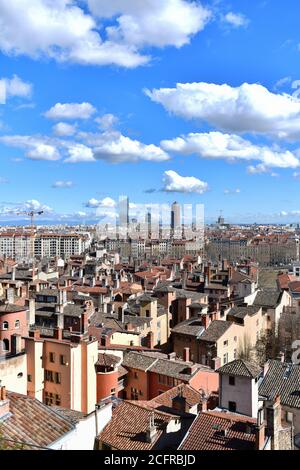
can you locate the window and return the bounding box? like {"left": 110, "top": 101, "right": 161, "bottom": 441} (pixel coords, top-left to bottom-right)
{"left": 28, "top": 374, "right": 32, "bottom": 382}
{"left": 134, "top": 371, "right": 138, "bottom": 379}
{"left": 45, "top": 370, "right": 54, "bottom": 382}
{"left": 228, "top": 401, "right": 237, "bottom": 412}
{"left": 229, "top": 376, "right": 235, "bottom": 386}
{"left": 17, "top": 372, "right": 23, "bottom": 378}
{"left": 223, "top": 353, "right": 228, "bottom": 365}
{"left": 146, "top": 309, "right": 150, "bottom": 317}
{"left": 223, "top": 340, "right": 228, "bottom": 347}
{"left": 2, "top": 339, "right": 9, "bottom": 351}
{"left": 233, "top": 348, "right": 237, "bottom": 359}
{"left": 55, "top": 372, "right": 61, "bottom": 384}
{"left": 60, "top": 354, "right": 66, "bottom": 365}
{"left": 49, "top": 352, "right": 55, "bottom": 363}
{"left": 158, "top": 374, "right": 167, "bottom": 384}
{"left": 15, "top": 319, "right": 20, "bottom": 329}
{"left": 111, "top": 388, "right": 116, "bottom": 395}
{"left": 2, "top": 321, "right": 8, "bottom": 330}
{"left": 234, "top": 336, "right": 237, "bottom": 342}
{"left": 286, "top": 412, "right": 293, "bottom": 423}
{"left": 55, "top": 394, "right": 61, "bottom": 406}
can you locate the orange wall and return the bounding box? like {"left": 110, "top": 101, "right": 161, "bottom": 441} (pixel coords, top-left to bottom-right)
{"left": 97, "top": 371, "right": 118, "bottom": 401}
{"left": 189, "top": 370, "right": 219, "bottom": 394}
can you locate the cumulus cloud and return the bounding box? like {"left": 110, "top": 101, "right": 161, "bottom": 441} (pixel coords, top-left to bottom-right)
{"left": 81, "top": 130, "right": 169, "bottom": 163}
{"left": 95, "top": 113, "right": 119, "bottom": 130}
{"left": 45, "top": 102, "right": 96, "bottom": 120}
{"left": 52, "top": 180, "right": 73, "bottom": 188}
{"left": 0, "top": 135, "right": 60, "bottom": 161}
{"left": 88, "top": 0, "right": 211, "bottom": 48}
{"left": 85, "top": 197, "right": 116, "bottom": 208}
{"left": 0, "top": 74, "right": 32, "bottom": 104}
{"left": 162, "top": 170, "right": 208, "bottom": 194}
{"left": 53, "top": 122, "right": 77, "bottom": 136}
{"left": 0, "top": 0, "right": 211, "bottom": 68}
{"left": 161, "top": 132, "right": 300, "bottom": 169}
{"left": 146, "top": 82, "right": 300, "bottom": 140}
{"left": 223, "top": 12, "right": 249, "bottom": 28}
{"left": 64, "top": 143, "right": 95, "bottom": 163}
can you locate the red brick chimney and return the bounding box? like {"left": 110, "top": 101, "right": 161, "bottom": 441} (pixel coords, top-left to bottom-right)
{"left": 81, "top": 311, "right": 88, "bottom": 334}
{"left": 147, "top": 331, "right": 154, "bottom": 349}
{"left": 0, "top": 385, "right": 10, "bottom": 419}
{"left": 53, "top": 327, "right": 63, "bottom": 341}
{"left": 183, "top": 347, "right": 190, "bottom": 363}
{"left": 202, "top": 314, "right": 211, "bottom": 330}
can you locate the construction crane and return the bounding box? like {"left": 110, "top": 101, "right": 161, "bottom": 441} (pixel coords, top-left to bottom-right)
{"left": 17, "top": 210, "right": 44, "bottom": 229}
{"left": 16, "top": 210, "right": 44, "bottom": 267}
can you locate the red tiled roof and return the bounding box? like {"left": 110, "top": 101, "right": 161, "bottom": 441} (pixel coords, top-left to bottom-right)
{"left": 98, "top": 401, "right": 175, "bottom": 450}
{"left": 179, "top": 411, "right": 257, "bottom": 450}
{"left": 1, "top": 392, "right": 74, "bottom": 449}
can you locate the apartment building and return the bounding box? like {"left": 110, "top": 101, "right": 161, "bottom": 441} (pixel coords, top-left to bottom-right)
{"left": 25, "top": 329, "right": 98, "bottom": 414}
{"left": 0, "top": 232, "right": 90, "bottom": 260}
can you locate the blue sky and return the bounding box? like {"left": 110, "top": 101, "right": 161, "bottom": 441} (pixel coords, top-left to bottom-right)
{"left": 1, "top": 0, "right": 300, "bottom": 224}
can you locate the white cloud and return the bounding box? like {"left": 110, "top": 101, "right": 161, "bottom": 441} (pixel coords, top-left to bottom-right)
{"left": 24, "top": 199, "right": 52, "bottom": 213}
{"left": 224, "top": 188, "right": 240, "bottom": 194}
{"left": 223, "top": 12, "right": 249, "bottom": 28}
{"left": 162, "top": 170, "right": 208, "bottom": 194}
{"left": 27, "top": 143, "right": 60, "bottom": 161}
{"left": 274, "top": 76, "right": 292, "bottom": 90}
{"left": 146, "top": 82, "right": 300, "bottom": 140}
{"left": 0, "top": 0, "right": 211, "bottom": 68}
{"left": 64, "top": 143, "right": 95, "bottom": 163}
{"left": 85, "top": 197, "right": 116, "bottom": 208}
{"left": 88, "top": 0, "right": 211, "bottom": 48}
{"left": 45, "top": 102, "right": 96, "bottom": 120}
{"left": 52, "top": 180, "right": 73, "bottom": 188}
{"left": 95, "top": 113, "right": 119, "bottom": 130}
{"left": 161, "top": 132, "right": 300, "bottom": 169}
{"left": 82, "top": 130, "right": 169, "bottom": 163}
{"left": 0, "top": 135, "right": 61, "bottom": 161}
{"left": 0, "top": 74, "right": 32, "bottom": 104}
{"left": 53, "top": 122, "right": 77, "bottom": 136}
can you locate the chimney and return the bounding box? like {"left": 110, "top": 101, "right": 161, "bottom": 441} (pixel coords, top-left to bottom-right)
{"left": 201, "top": 314, "right": 211, "bottom": 330}
{"left": 266, "top": 395, "right": 283, "bottom": 450}
{"left": 145, "top": 413, "right": 157, "bottom": 443}
{"left": 277, "top": 352, "right": 285, "bottom": 363}
{"left": 211, "top": 357, "right": 221, "bottom": 370}
{"left": 0, "top": 385, "right": 10, "bottom": 420}
{"left": 263, "top": 360, "right": 270, "bottom": 377}
{"left": 11, "top": 334, "right": 22, "bottom": 355}
{"left": 183, "top": 347, "right": 190, "bottom": 363}
{"left": 29, "top": 329, "right": 40, "bottom": 339}
{"left": 147, "top": 331, "right": 154, "bottom": 349}
{"left": 28, "top": 298, "right": 36, "bottom": 326}
{"left": 201, "top": 396, "right": 208, "bottom": 412}
{"left": 81, "top": 311, "right": 88, "bottom": 334}
{"left": 118, "top": 308, "right": 125, "bottom": 323}
{"left": 168, "top": 352, "right": 176, "bottom": 360}
{"left": 172, "top": 395, "right": 188, "bottom": 414}
{"left": 255, "top": 408, "right": 266, "bottom": 450}
{"left": 53, "top": 327, "right": 63, "bottom": 341}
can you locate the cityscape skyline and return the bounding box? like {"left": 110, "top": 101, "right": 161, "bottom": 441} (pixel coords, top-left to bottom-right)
{"left": 1, "top": 1, "right": 300, "bottom": 224}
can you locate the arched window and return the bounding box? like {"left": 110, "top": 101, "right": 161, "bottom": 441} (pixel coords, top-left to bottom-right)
{"left": 2, "top": 321, "right": 8, "bottom": 330}
{"left": 3, "top": 338, "right": 9, "bottom": 351}
{"left": 15, "top": 319, "right": 20, "bottom": 329}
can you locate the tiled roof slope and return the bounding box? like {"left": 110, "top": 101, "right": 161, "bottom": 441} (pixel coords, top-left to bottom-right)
{"left": 217, "top": 359, "right": 262, "bottom": 379}
{"left": 1, "top": 392, "right": 74, "bottom": 449}
{"left": 179, "top": 411, "right": 257, "bottom": 450}
{"left": 259, "top": 360, "right": 300, "bottom": 409}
